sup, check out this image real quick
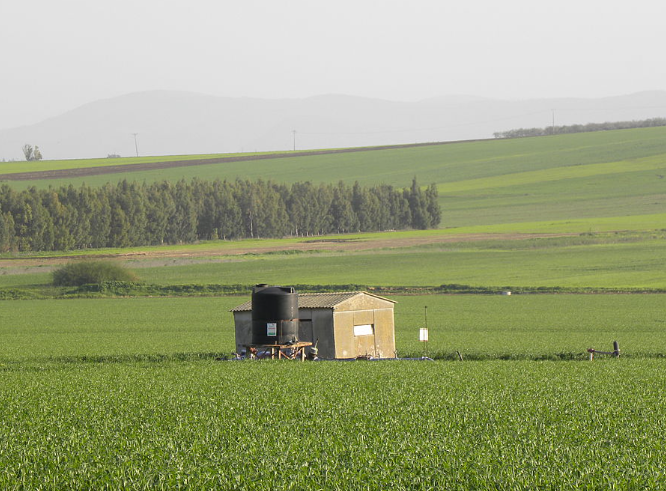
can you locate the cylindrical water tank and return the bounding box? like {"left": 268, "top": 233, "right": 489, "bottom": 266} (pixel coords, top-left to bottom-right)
{"left": 251, "top": 284, "right": 299, "bottom": 345}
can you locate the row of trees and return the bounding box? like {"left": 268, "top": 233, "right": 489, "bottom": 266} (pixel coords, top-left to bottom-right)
{"left": 0, "top": 178, "right": 441, "bottom": 252}
{"left": 493, "top": 117, "right": 666, "bottom": 139}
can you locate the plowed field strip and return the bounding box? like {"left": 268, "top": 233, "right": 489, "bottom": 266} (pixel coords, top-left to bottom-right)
{"left": 0, "top": 233, "right": 574, "bottom": 270}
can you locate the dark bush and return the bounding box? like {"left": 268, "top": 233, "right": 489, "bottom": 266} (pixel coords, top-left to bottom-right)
{"left": 52, "top": 261, "right": 139, "bottom": 286}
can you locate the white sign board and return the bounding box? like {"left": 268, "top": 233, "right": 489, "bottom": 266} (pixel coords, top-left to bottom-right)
{"left": 419, "top": 328, "right": 429, "bottom": 342}
{"left": 267, "top": 323, "right": 277, "bottom": 336}
{"left": 354, "top": 324, "right": 374, "bottom": 336}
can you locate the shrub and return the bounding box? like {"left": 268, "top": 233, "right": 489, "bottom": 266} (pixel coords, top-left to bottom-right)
{"left": 52, "top": 261, "right": 139, "bottom": 287}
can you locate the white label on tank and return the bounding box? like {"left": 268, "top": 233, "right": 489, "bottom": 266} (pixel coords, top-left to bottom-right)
{"left": 267, "top": 323, "right": 277, "bottom": 336}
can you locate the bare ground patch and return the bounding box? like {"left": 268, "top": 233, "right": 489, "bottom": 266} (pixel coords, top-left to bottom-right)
{"left": 0, "top": 233, "right": 575, "bottom": 275}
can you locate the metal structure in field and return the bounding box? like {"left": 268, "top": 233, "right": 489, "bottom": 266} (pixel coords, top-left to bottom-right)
{"left": 244, "top": 284, "right": 311, "bottom": 360}
{"left": 250, "top": 285, "right": 299, "bottom": 345}
{"left": 231, "top": 286, "right": 396, "bottom": 360}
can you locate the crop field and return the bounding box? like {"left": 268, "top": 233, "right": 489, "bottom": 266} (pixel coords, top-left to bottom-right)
{"left": 2, "top": 359, "right": 666, "bottom": 489}
{"left": 130, "top": 236, "right": 666, "bottom": 290}
{"left": 2, "top": 231, "right": 666, "bottom": 292}
{"left": 2, "top": 127, "right": 666, "bottom": 488}
{"left": 1, "top": 295, "right": 665, "bottom": 364}
{"left": 0, "top": 151, "right": 285, "bottom": 175}
{"left": 3, "top": 126, "right": 666, "bottom": 186}
{"left": 1, "top": 294, "right": 666, "bottom": 488}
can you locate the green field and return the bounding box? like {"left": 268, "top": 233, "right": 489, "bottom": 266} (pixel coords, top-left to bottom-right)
{"left": 3, "top": 231, "right": 665, "bottom": 291}
{"left": 2, "top": 294, "right": 665, "bottom": 488}
{"left": 1, "top": 295, "right": 664, "bottom": 364}
{"left": 2, "top": 359, "right": 666, "bottom": 489}
{"left": 3, "top": 127, "right": 666, "bottom": 233}
{"left": 2, "top": 128, "right": 666, "bottom": 488}
{"left": 133, "top": 237, "right": 666, "bottom": 290}
{"left": 0, "top": 151, "right": 285, "bottom": 175}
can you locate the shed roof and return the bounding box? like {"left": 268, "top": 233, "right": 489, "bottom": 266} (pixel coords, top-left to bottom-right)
{"left": 230, "top": 291, "right": 395, "bottom": 312}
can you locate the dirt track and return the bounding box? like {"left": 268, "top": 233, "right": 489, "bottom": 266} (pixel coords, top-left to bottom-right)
{"left": 0, "top": 233, "right": 575, "bottom": 274}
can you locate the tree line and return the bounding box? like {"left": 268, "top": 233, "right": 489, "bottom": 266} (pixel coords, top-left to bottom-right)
{"left": 0, "top": 178, "right": 441, "bottom": 252}
{"left": 493, "top": 117, "right": 666, "bottom": 139}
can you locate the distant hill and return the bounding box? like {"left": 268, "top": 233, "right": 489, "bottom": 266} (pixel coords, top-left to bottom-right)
{"left": 1, "top": 90, "right": 666, "bottom": 160}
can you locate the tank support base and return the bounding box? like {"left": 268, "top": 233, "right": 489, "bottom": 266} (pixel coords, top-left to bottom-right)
{"left": 245, "top": 342, "right": 313, "bottom": 361}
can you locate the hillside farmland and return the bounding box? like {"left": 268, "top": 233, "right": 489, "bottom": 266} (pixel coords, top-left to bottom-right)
{"left": 1, "top": 126, "right": 664, "bottom": 233}
{"left": 1, "top": 128, "right": 665, "bottom": 489}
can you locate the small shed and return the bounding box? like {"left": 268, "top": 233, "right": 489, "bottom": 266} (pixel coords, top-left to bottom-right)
{"left": 231, "top": 291, "right": 396, "bottom": 359}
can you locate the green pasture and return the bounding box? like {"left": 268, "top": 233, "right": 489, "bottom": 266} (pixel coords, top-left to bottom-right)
{"left": 2, "top": 359, "right": 666, "bottom": 489}
{"left": 3, "top": 224, "right": 660, "bottom": 261}
{"left": 440, "top": 159, "right": 666, "bottom": 227}
{"left": 451, "top": 214, "right": 666, "bottom": 234}
{"left": 1, "top": 290, "right": 665, "bottom": 489}
{"left": 1, "top": 231, "right": 665, "bottom": 290}
{"left": 394, "top": 294, "right": 666, "bottom": 359}
{"left": 0, "top": 297, "right": 235, "bottom": 363}
{"left": 5, "top": 126, "right": 666, "bottom": 186}
{"left": 1, "top": 294, "right": 664, "bottom": 363}
{"left": 438, "top": 154, "right": 666, "bottom": 194}
{"left": 111, "top": 237, "right": 666, "bottom": 290}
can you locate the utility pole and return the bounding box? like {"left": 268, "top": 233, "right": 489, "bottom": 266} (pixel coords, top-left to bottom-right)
{"left": 131, "top": 133, "right": 139, "bottom": 157}
{"left": 292, "top": 130, "right": 296, "bottom": 151}
{"left": 551, "top": 109, "right": 555, "bottom": 135}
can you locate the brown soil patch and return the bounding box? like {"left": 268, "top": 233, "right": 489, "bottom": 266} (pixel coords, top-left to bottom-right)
{"left": 0, "top": 233, "right": 575, "bottom": 274}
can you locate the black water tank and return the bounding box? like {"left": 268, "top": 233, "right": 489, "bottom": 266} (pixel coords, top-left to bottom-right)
{"left": 251, "top": 285, "right": 299, "bottom": 345}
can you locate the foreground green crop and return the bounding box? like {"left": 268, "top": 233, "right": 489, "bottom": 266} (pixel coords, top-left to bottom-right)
{"left": 1, "top": 294, "right": 665, "bottom": 489}
{"left": 1, "top": 360, "right": 665, "bottom": 490}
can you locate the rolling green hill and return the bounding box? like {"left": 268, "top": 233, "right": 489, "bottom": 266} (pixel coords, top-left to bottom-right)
{"left": 1, "top": 127, "right": 664, "bottom": 290}
{"left": 2, "top": 127, "right": 665, "bottom": 232}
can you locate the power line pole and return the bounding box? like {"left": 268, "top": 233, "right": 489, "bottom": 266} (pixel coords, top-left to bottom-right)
{"left": 131, "top": 133, "right": 139, "bottom": 157}
{"left": 292, "top": 130, "right": 296, "bottom": 151}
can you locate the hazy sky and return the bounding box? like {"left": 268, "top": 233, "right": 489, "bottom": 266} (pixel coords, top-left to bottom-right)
{"left": 1, "top": 0, "right": 665, "bottom": 129}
